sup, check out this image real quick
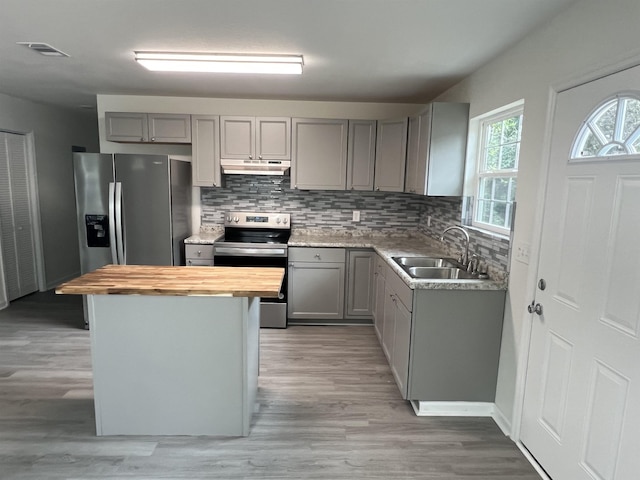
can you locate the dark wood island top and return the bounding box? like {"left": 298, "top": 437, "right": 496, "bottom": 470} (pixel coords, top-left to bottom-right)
{"left": 56, "top": 264, "right": 285, "bottom": 297}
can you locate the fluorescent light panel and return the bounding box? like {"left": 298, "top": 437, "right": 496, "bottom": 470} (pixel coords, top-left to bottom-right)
{"left": 135, "top": 52, "right": 303, "bottom": 74}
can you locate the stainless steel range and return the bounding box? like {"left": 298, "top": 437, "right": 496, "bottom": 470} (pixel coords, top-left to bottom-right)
{"left": 212, "top": 211, "right": 290, "bottom": 328}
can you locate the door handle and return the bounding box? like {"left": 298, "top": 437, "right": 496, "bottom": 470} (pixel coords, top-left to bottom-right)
{"left": 527, "top": 301, "right": 543, "bottom": 315}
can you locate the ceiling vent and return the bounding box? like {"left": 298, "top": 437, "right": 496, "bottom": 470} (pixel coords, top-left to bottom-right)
{"left": 16, "top": 42, "right": 69, "bottom": 57}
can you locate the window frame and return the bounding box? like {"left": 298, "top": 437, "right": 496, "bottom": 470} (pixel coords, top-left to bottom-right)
{"left": 471, "top": 104, "right": 524, "bottom": 236}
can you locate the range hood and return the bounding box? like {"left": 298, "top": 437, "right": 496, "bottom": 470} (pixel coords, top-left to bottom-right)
{"left": 221, "top": 159, "right": 290, "bottom": 176}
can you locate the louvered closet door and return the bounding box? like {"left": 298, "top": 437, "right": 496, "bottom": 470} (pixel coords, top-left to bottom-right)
{"left": 0, "top": 132, "right": 37, "bottom": 301}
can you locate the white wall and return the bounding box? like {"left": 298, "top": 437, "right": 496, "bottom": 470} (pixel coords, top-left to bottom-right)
{"left": 0, "top": 93, "right": 99, "bottom": 291}
{"left": 435, "top": 0, "right": 640, "bottom": 431}
{"left": 97, "top": 95, "right": 425, "bottom": 154}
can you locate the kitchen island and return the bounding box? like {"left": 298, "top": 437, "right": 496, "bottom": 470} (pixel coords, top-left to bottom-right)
{"left": 56, "top": 264, "right": 284, "bottom": 437}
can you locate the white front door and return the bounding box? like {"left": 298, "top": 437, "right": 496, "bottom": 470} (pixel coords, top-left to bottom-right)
{"left": 521, "top": 65, "right": 640, "bottom": 479}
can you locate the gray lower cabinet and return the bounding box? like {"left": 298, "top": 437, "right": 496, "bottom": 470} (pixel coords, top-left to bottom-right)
{"left": 407, "top": 289, "right": 505, "bottom": 402}
{"left": 372, "top": 253, "right": 505, "bottom": 402}
{"left": 373, "top": 255, "right": 387, "bottom": 340}
{"left": 380, "top": 266, "right": 413, "bottom": 397}
{"left": 345, "top": 249, "right": 375, "bottom": 319}
{"left": 185, "top": 244, "right": 214, "bottom": 266}
{"left": 288, "top": 247, "right": 346, "bottom": 320}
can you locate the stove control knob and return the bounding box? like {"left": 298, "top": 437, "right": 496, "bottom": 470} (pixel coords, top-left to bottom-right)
{"left": 283, "top": 217, "right": 288, "bottom": 224}
{"left": 276, "top": 217, "right": 281, "bottom": 224}
{"left": 233, "top": 217, "right": 239, "bottom": 223}
{"left": 227, "top": 216, "right": 231, "bottom": 222}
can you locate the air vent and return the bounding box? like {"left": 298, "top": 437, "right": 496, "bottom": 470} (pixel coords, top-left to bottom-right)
{"left": 16, "top": 42, "right": 69, "bottom": 57}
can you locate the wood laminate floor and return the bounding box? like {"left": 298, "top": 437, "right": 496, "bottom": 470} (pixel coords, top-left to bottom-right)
{"left": 0, "top": 291, "right": 540, "bottom": 479}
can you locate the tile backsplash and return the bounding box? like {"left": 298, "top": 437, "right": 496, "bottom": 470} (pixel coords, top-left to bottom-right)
{"left": 200, "top": 175, "right": 511, "bottom": 274}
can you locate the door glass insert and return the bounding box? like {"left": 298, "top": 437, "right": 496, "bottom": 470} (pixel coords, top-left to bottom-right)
{"left": 572, "top": 94, "right": 640, "bottom": 160}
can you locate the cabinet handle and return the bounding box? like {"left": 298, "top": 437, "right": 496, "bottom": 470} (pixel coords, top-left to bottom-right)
{"left": 197, "top": 250, "right": 202, "bottom": 256}
{"left": 249, "top": 155, "right": 253, "bottom": 159}
{"left": 375, "top": 187, "right": 380, "bottom": 191}
{"left": 258, "top": 155, "right": 263, "bottom": 160}
{"left": 140, "top": 137, "right": 145, "bottom": 141}
{"left": 151, "top": 137, "right": 156, "bottom": 142}
{"left": 314, "top": 254, "right": 321, "bottom": 259}
{"left": 188, "top": 260, "right": 192, "bottom": 265}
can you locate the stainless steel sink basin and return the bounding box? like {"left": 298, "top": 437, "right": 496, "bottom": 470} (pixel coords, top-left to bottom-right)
{"left": 392, "top": 256, "right": 488, "bottom": 281}
{"left": 406, "top": 266, "right": 477, "bottom": 280}
{"left": 393, "top": 256, "right": 460, "bottom": 268}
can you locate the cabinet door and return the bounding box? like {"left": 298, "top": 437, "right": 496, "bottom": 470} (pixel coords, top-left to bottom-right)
{"left": 148, "top": 114, "right": 191, "bottom": 143}
{"left": 291, "top": 118, "right": 348, "bottom": 190}
{"left": 288, "top": 262, "right": 345, "bottom": 319}
{"left": 191, "top": 115, "right": 223, "bottom": 187}
{"left": 220, "top": 116, "right": 255, "bottom": 159}
{"left": 345, "top": 250, "right": 375, "bottom": 318}
{"left": 404, "top": 113, "right": 428, "bottom": 194}
{"left": 347, "top": 120, "right": 376, "bottom": 191}
{"left": 391, "top": 299, "right": 411, "bottom": 398}
{"left": 105, "top": 112, "right": 148, "bottom": 142}
{"left": 374, "top": 118, "right": 408, "bottom": 192}
{"left": 425, "top": 103, "right": 469, "bottom": 196}
{"left": 381, "top": 284, "right": 396, "bottom": 361}
{"left": 256, "top": 117, "right": 291, "bottom": 160}
{"left": 373, "top": 268, "right": 386, "bottom": 341}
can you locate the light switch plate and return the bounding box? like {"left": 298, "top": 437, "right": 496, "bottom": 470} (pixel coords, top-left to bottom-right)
{"left": 514, "top": 242, "right": 530, "bottom": 264}
{"left": 352, "top": 210, "right": 360, "bottom": 222}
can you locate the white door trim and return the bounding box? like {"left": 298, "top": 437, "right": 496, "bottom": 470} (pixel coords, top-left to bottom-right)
{"left": 510, "top": 49, "right": 640, "bottom": 447}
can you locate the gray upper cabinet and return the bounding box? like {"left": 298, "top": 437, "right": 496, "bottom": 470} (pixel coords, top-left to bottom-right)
{"left": 105, "top": 112, "right": 191, "bottom": 143}
{"left": 404, "top": 102, "right": 470, "bottom": 196}
{"left": 191, "top": 115, "right": 223, "bottom": 187}
{"left": 346, "top": 120, "right": 376, "bottom": 191}
{"left": 291, "top": 118, "right": 348, "bottom": 190}
{"left": 345, "top": 249, "right": 375, "bottom": 318}
{"left": 374, "top": 118, "right": 408, "bottom": 192}
{"left": 220, "top": 116, "right": 291, "bottom": 161}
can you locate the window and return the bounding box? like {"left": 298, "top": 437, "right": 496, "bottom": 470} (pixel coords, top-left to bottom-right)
{"left": 472, "top": 105, "right": 523, "bottom": 235}
{"left": 572, "top": 94, "right": 640, "bottom": 160}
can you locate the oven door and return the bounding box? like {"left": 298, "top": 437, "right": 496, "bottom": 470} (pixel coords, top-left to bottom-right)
{"left": 213, "top": 247, "right": 288, "bottom": 328}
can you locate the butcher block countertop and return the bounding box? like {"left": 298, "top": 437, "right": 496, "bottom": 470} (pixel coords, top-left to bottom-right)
{"left": 56, "top": 264, "right": 285, "bottom": 297}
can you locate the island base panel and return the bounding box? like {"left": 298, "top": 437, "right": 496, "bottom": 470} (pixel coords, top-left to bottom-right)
{"left": 88, "top": 295, "right": 259, "bottom": 436}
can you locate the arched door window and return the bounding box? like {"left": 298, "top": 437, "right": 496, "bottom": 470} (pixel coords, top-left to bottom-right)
{"left": 571, "top": 94, "right": 640, "bottom": 160}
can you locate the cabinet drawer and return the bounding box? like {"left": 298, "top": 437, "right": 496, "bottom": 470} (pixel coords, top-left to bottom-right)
{"left": 288, "top": 247, "right": 345, "bottom": 263}
{"left": 387, "top": 268, "right": 413, "bottom": 312}
{"left": 186, "top": 259, "right": 214, "bottom": 266}
{"left": 185, "top": 244, "right": 215, "bottom": 260}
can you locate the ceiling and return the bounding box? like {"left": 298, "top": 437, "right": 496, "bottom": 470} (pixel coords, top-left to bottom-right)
{"left": 0, "top": 0, "right": 575, "bottom": 111}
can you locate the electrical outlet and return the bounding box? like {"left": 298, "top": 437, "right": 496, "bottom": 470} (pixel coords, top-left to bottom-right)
{"left": 352, "top": 210, "right": 360, "bottom": 222}
{"left": 514, "top": 242, "right": 530, "bottom": 265}
{"left": 427, "top": 215, "right": 432, "bottom": 227}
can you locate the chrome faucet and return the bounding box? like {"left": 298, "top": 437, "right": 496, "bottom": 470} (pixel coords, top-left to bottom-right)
{"left": 440, "top": 225, "right": 471, "bottom": 267}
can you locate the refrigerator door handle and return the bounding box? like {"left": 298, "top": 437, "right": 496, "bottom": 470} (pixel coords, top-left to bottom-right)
{"left": 108, "top": 182, "right": 118, "bottom": 264}
{"left": 115, "top": 182, "right": 126, "bottom": 265}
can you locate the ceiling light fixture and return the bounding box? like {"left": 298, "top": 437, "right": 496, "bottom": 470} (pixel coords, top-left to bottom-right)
{"left": 17, "top": 42, "right": 69, "bottom": 57}
{"left": 134, "top": 52, "right": 304, "bottom": 75}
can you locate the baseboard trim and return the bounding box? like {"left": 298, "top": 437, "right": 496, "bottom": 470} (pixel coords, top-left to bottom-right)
{"left": 410, "top": 401, "right": 495, "bottom": 417}
{"left": 492, "top": 405, "right": 512, "bottom": 437}
{"left": 45, "top": 270, "right": 80, "bottom": 292}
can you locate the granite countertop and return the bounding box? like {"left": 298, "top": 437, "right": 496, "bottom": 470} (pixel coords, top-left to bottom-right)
{"left": 56, "top": 264, "right": 284, "bottom": 297}
{"left": 288, "top": 232, "right": 506, "bottom": 291}
{"left": 185, "top": 229, "right": 507, "bottom": 291}
{"left": 184, "top": 232, "right": 223, "bottom": 244}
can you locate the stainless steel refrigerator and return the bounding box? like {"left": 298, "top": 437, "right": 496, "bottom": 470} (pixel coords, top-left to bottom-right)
{"left": 73, "top": 153, "right": 191, "bottom": 325}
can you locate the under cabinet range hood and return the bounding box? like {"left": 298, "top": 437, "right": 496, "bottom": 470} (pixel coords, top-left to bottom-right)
{"left": 221, "top": 159, "right": 290, "bottom": 175}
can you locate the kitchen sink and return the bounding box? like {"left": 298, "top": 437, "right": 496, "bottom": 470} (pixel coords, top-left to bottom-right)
{"left": 392, "top": 256, "right": 487, "bottom": 281}
{"left": 406, "top": 266, "right": 477, "bottom": 280}
{"left": 393, "top": 256, "right": 461, "bottom": 268}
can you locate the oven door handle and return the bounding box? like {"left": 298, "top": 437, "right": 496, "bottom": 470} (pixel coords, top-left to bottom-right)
{"left": 213, "top": 247, "right": 287, "bottom": 257}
